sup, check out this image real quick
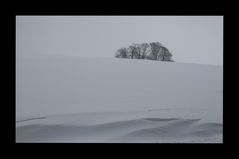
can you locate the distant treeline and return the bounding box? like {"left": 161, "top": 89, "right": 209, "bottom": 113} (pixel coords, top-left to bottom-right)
{"left": 115, "top": 42, "right": 174, "bottom": 62}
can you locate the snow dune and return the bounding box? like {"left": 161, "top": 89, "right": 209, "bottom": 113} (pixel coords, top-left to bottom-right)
{"left": 16, "top": 56, "right": 223, "bottom": 143}
{"left": 16, "top": 111, "right": 222, "bottom": 143}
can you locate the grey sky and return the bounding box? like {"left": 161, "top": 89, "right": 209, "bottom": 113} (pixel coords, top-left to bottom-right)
{"left": 16, "top": 16, "right": 223, "bottom": 65}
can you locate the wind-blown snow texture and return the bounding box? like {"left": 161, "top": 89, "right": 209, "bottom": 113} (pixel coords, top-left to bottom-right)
{"left": 16, "top": 57, "right": 223, "bottom": 143}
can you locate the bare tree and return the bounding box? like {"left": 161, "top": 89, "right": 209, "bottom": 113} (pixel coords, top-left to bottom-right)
{"left": 115, "top": 42, "right": 174, "bottom": 62}
{"left": 115, "top": 47, "right": 128, "bottom": 58}
{"left": 135, "top": 44, "right": 143, "bottom": 59}
{"left": 140, "top": 43, "right": 150, "bottom": 59}
{"left": 149, "top": 42, "right": 162, "bottom": 60}
{"left": 128, "top": 45, "right": 138, "bottom": 59}
{"left": 158, "top": 46, "right": 173, "bottom": 61}
{"left": 130, "top": 43, "right": 150, "bottom": 59}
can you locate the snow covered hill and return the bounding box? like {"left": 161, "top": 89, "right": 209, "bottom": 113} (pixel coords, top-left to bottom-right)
{"left": 16, "top": 56, "right": 223, "bottom": 143}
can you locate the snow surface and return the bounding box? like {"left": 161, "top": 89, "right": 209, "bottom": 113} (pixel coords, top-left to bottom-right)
{"left": 16, "top": 56, "right": 223, "bottom": 143}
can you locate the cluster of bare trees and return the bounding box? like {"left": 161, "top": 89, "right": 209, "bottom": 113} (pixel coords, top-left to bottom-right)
{"left": 115, "top": 42, "right": 174, "bottom": 62}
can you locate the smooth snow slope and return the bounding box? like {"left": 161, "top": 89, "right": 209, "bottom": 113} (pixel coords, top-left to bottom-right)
{"left": 16, "top": 57, "right": 223, "bottom": 143}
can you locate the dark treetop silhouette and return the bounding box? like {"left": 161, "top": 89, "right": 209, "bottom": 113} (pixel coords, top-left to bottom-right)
{"left": 115, "top": 42, "right": 174, "bottom": 62}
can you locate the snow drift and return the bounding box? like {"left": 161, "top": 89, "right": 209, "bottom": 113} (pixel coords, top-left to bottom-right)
{"left": 16, "top": 56, "right": 223, "bottom": 143}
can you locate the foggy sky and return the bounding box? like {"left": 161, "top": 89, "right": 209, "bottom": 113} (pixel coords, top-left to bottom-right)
{"left": 16, "top": 16, "right": 223, "bottom": 65}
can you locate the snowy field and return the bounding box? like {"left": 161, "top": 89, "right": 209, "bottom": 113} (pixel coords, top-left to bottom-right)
{"left": 16, "top": 56, "right": 223, "bottom": 143}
